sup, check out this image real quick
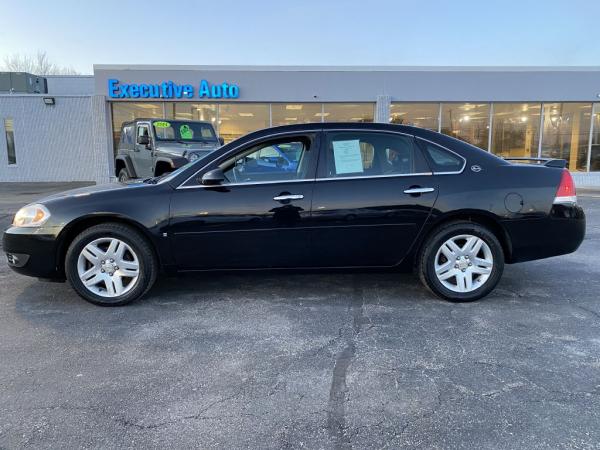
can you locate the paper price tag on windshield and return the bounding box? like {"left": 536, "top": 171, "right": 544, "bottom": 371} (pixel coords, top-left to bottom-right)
{"left": 332, "top": 140, "right": 363, "bottom": 174}
{"left": 154, "top": 121, "right": 171, "bottom": 128}
{"left": 180, "top": 124, "right": 194, "bottom": 139}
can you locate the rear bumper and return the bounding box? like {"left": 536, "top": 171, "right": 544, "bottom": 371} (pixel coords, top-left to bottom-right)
{"left": 2, "top": 227, "right": 62, "bottom": 279}
{"left": 502, "top": 204, "right": 586, "bottom": 263}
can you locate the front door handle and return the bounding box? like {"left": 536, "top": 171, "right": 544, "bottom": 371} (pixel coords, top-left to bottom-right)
{"left": 403, "top": 187, "right": 435, "bottom": 194}
{"left": 273, "top": 194, "right": 304, "bottom": 201}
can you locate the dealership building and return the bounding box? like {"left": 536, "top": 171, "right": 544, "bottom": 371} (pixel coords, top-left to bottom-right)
{"left": 1, "top": 65, "right": 600, "bottom": 187}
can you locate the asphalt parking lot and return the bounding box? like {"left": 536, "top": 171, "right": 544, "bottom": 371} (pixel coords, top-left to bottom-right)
{"left": 1, "top": 183, "right": 599, "bottom": 449}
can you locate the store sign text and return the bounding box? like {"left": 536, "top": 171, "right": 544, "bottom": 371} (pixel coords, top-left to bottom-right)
{"left": 107, "top": 79, "right": 240, "bottom": 99}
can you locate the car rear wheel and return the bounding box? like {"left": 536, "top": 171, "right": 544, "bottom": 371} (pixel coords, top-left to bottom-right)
{"left": 65, "top": 223, "right": 158, "bottom": 306}
{"left": 118, "top": 168, "right": 130, "bottom": 183}
{"left": 418, "top": 221, "right": 504, "bottom": 302}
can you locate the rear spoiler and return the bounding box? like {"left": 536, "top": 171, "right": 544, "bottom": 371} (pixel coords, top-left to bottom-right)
{"left": 503, "top": 157, "right": 567, "bottom": 168}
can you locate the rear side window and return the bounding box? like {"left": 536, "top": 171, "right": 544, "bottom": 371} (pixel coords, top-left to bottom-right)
{"left": 419, "top": 140, "right": 465, "bottom": 173}
{"left": 120, "top": 125, "right": 134, "bottom": 149}
{"left": 323, "top": 131, "right": 430, "bottom": 178}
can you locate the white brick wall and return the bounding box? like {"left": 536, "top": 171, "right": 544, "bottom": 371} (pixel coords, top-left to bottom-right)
{"left": 0, "top": 95, "right": 98, "bottom": 182}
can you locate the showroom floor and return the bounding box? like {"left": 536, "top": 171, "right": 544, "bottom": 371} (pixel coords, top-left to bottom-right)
{"left": 1, "top": 184, "right": 599, "bottom": 449}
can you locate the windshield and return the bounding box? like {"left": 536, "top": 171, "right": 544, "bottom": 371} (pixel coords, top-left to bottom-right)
{"left": 152, "top": 120, "right": 217, "bottom": 143}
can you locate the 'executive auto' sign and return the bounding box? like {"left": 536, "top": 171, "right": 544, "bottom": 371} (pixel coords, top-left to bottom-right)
{"left": 108, "top": 79, "right": 240, "bottom": 99}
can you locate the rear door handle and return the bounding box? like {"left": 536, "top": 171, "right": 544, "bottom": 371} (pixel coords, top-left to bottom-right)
{"left": 403, "top": 187, "right": 435, "bottom": 194}
{"left": 273, "top": 194, "right": 304, "bottom": 201}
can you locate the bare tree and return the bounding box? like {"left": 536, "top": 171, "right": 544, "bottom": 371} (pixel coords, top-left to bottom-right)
{"left": 1, "top": 51, "right": 80, "bottom": 75}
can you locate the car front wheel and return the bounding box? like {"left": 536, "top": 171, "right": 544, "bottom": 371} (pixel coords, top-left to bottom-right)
{"left": 418, "top": 221, "right": 504, "bottom": 302}
{"left": 65, "top": 223, "right": 158, "bottom": 306}
{"left": 118, "top": 168, "right": 130, "bottom": 183}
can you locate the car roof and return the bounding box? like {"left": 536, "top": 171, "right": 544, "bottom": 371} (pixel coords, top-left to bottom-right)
{"left": 224, "top": 121, "right": 506, "bottom": 166}
{"left": 246, "top": 121, "right": 425, "bottom": 135}
{"left": 167, "top": 121, "right": 507, "bottom": 188}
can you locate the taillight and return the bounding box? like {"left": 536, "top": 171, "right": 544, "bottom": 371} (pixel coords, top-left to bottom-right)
{"left": 554, "top": 169, "right": 577, "bottom": 205}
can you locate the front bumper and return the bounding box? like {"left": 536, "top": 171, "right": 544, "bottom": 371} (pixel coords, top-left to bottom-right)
{"left": 3, "top": 226, "right": 63, "bottom": 279}
{"left": 502, "top": 204, "right": 586, "bottom": 263}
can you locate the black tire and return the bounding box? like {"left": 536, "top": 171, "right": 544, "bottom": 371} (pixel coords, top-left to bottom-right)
{"left": 418, "top": 221, "right": 504, "bottom": 302}
{"left": 118, "top": 168, "right": 130, "bottom": 183}
{"left": 65, "top": 223, "right": 158, "bottom": 306}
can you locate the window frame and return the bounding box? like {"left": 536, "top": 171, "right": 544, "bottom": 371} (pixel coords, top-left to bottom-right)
{"left": 135, "top": 122, "right": 152, "bottom": 148}
{"left": 177, "top": 130, "right": 320, "bottom": 189}
{"left": 219, "top": 136, "right": 313, "bottom": 186}
{"left": 316, "top": 129, "right": 433, "bottom": 181}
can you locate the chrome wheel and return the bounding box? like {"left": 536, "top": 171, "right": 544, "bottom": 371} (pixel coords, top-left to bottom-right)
{"left": 77, "top": 237, "right": 140, "bottom": 298}
{"left": 434, "top": 234, "right": 493, "bottom": 293}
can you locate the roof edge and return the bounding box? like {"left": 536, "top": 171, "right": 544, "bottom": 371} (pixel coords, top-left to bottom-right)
{"left": 92, "top": 64, "right": 600, "bottom": 72}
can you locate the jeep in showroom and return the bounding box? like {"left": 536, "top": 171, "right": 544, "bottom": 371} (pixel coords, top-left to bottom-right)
{"left": 115, "top": 119, "right": 223, "bottom": 181}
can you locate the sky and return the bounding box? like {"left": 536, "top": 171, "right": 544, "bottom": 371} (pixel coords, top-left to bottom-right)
{"left": 0, "top": 0, "right": 598, "bottom": 74}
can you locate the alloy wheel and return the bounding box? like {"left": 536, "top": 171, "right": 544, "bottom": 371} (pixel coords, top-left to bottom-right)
{"left": 77, "top": 237, "right": 140, "bottom": 297}
{"left": 434, "top": 234, "right": 494, "bottom": 293}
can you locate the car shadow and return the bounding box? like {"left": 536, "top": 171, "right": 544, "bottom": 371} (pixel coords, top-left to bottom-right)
{"left": 12, "top": 258, "right": 584, "bottom": 340}
{"left": 11, "top": 270, "right": 439, "bottom": 334}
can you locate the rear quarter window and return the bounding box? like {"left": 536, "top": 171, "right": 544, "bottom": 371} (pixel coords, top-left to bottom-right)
{"left": 120, "top": 125, "right": 134, "bottom": 150}
{"left": 419, "top": 140, "right": 465, "bottom": 173}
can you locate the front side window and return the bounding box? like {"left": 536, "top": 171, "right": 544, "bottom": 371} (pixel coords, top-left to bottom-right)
{"left": 221, "top": 137, "right": 312, "bottom": 184}
{"left": 137, "top": 124, "right": 149, "bottom": 142}
{"left": 4, "top": 118, "right": 16, "bottom": 165}
{"left": 323, "top": 132, "right": 429, "bottom": 178}
{"left": 418, "top": 140, "right": 465, "bottom": 173}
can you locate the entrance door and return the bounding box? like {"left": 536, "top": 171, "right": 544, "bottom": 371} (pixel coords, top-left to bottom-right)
{"left": 169, "top": 133, "right": 319, "bottom": 269}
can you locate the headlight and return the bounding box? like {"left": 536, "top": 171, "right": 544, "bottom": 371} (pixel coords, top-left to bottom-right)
{"left": 12, "top": 204, "right": 51, "bottom": 228}
{"left": 189, "top": 153, "right": 200, "bottom": 162}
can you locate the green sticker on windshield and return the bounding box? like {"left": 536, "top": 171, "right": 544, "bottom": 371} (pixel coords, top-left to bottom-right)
{"left": 154, "top": 121, "right": 171, "bottom": 128}
{"left": 180, "top": 124, "right": 194, "bottom": 140}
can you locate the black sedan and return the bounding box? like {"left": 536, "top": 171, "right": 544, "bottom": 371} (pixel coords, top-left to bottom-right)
{"left": 3, "top": 123, "right": 585, "bottom": 306}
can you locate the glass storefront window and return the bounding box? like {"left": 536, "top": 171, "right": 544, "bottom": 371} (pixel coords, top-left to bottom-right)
{"left": 218, "top": 103, "right": 270, "bottom": 143}
{"left": 111, "top": 102, "right": 164, "bottom": 150}
{"left": 490, "top": 103, "right": 541, "bottom": 158}
{"left": 271, "top": 103, "right": 322, "bottom": 126}
{"left": 541, "top": 103, "right": 592, "bottom": 171}
{"left": 108, "top": 101, "right": 600, "bottom": 172}
{"left": 165, "top": 102, "right": 218, "bottom": 126}
{"left": 441, "top": 103, "right": 490, "bottom": 150}
{"left": 389, "top": 103, "right": 439, "bottom": 131}
{"left": 323, "top": 103, "right": 374, "bottom": 123}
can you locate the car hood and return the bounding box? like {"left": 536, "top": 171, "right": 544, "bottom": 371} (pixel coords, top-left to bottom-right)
{"left": 37, "top": 182, "right": 152, "bottom": 205}
{"left": 155, "top": 141, "right": 219, "bottom": 155}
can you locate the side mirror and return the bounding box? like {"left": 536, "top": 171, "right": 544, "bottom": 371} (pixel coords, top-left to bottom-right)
{"left": 201, "top": 168, "right": 225, "bottom": 185}
{"left": 218, "top": 136, "right": 225, "bottom": 146}
{"left": 137, "top": 135, "right": 150, "bottom": 146}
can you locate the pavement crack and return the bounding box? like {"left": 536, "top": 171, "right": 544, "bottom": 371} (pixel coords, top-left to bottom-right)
{"left": 573, "top": 303, "right": 600, "bottom": 320}
{"left": 116, "top": 380, "right": 252, "bottom": 430}
{"left": 326, "top": 278, "right": 365, "bottom": 450}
